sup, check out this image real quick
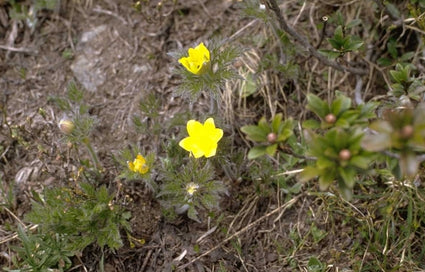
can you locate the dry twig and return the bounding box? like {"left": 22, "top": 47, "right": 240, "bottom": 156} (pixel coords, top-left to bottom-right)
{"left": 261, "top": 0, "right": 368, "bottom": 75}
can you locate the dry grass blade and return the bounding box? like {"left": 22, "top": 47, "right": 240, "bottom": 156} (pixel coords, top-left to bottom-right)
{"left": 0, "top": 224, "right": 38, "bottom": 245}
{"left": 177, "top": 195, "right": 301, "bottom": 270}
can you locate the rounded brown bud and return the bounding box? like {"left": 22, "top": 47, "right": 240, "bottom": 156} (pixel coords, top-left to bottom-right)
{"left": 267, "top": 132, "right": 277, "bottom": 143}
{"left": 339, "top": 149, "right": 351, "bottom": 161}
{"left": 233, "top": 60, "right": 243, "bottom": 68}
{"left": 58, "top": 119, "right": 74, "bottom": 135}
{"left": 401, "top": 125, "right": 414, "bottom": 139}
{"left": 325, "top": 113, "right": 336, "bottom": 124}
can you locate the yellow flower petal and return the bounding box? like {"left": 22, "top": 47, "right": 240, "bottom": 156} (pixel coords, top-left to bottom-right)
{"left": 204, "top": 118, "right": 223, "bottom": 141}
{"left": 128, "top": 154, "right": 149, "bottom": 174}
{"left": 179, "top": 137, "right": 204, "bottom": 158}
{"left": 178, "top": 57, "right": 191, "bottom": 72}
{"left": 178, "top": 42, "right": 211, "bottom": 75}
{"left": 179, "top": 117, "right": 223, "bottom": 158}
{"left": 204, "top": 143, "right": 218, "bottom": 158}
{"left": 195, "top": 43, "right": 210, "bottom": 61}
{"left": 128, "top": 161, "right": 135, "bottom": 172}
{"left": 204, "top": 117, "right": 215, "bottom": 128}
{"left": 136, "top": 154, "right": 146, "bottom": 163}
{"left": 185, "top": 120, "right": 197, "bottom": 136}
{"left": 140, "top": 165, "right": 149, "bottom": 174}
{"left": 188, "top": 48, "right": 200, "bottom": 60}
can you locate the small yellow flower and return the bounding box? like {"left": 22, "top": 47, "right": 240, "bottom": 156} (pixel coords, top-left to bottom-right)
{"left": 179, "top": 118, "right": 223, "bottom": 158}
{"left": 178, "top": 42, "right": 211, "bottom": 75}
{"left": 186, "top": 182, "right": 199, "bottom": 196}
{"left": 128, "top": 154, "right": 149, "bottom": 174}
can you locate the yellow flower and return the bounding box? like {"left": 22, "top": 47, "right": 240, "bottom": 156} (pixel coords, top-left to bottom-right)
{"left": 179, "top": 118, "right": 223, "bottom": 158}
{"left": 128, "top": 154, "right": 149, "bottom": 174}
{"left": 178, "top": 42, "right": 211, "bottom": 75}
{"left": 186, "top": 182, "right": 199, "bottom": 196}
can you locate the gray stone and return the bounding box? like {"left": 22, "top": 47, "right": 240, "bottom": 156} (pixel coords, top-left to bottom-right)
{"left": 70, "top": 55, "right": 106, "bottom": 92}
{"left": 70, "top": 25, "right": 108, "bottom": 92}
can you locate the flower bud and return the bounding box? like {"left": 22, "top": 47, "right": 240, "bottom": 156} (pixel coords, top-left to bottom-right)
{"left": 267, "top": 132, "right": 277, "bottom": 143}
{"left": 58, "top": 119, "right": 74, "bottom": 135}
{"left": 339, "top": 149, "right": 351, "bottom": 161}
{"left": 325, "top": 113, "right": 336, "bottom": 124}
{"left": 401, "top": 125, "right": 414, "bottom": 139}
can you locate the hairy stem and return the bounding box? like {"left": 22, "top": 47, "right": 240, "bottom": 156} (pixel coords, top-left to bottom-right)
{"left": 84, "top": 140, "right": 101, "bottom": 170}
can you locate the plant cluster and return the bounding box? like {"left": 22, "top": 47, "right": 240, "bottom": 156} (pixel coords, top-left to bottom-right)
{"left": 10, "top": 183, "right": 130, "bottom": 271}
{"left": 169, "top": 39, "right": 241, "bottom": 101}
{"left": 158, "top": 159, "right": 227, "bottom": 222}
{"left": 6, "top": 39, "right": 236, "bottom": 270}
{"left": 7, "top": 0, "right": 59, "bottom": 32}
{"left": 241, "top": 113, "right": 293, "bottom": 159}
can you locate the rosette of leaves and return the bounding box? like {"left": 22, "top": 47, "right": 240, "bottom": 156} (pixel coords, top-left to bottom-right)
{"left": 303, "top": 93, "right": 377, "bottom": 129}
{"left": 25, "top": 182, "right": 131, "bottom": 252}
{"left": 157, "top": 159, "right": 228, "bottom": 222}
{"left": 241, "top": 113, "right": 293, "bottom": 159}
{"left": 388, "top": 63, "right": 425, "bottom": 102}
{"left": 299, "top": 128, "right": 374, "bottom": 200}
{"left": 377, "top": 37, "right": 415, "bottom": 67}
{"left": 319, "top": 25, "right": 363, "bottom": 59}
{"left": 362, "top": 105, "right": 425, "bottom": 177}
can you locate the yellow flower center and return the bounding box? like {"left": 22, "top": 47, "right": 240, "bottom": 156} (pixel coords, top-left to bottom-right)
{"left": 186, "top": 182, "right": 199, "bottom": 196}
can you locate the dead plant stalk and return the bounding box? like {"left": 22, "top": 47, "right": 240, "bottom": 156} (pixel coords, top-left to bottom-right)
{"left": 261, "top": 0, "right": 367, "bottom": 75}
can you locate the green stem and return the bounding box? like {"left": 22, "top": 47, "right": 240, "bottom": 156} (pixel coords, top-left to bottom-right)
{"left": 84, "top": 139, "right": 101, "bottom": 170}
